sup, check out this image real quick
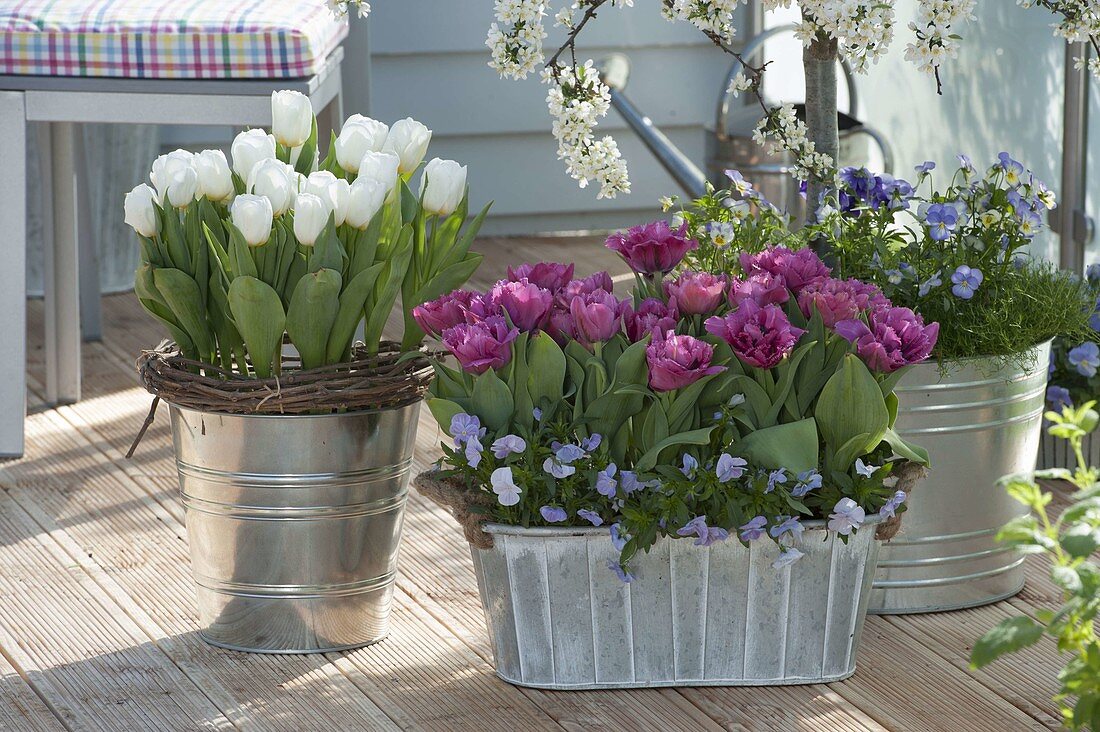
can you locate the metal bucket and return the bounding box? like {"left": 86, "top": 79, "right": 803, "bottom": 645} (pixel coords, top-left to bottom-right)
{"left": 472, "top": 519, "right": 881, "bottom": 689}
{"left": 169, "top": 402, "right": 420, "bottom": 653}
{"left": 869, "top": 341, "right": 1050, "bottom": 614}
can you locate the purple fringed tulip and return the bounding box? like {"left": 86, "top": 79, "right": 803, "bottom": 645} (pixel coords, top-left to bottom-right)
{"left": 441, "top": 316, "right": 519, "bottom": 374}
{"left": 507, "top": 261, "right": 575, "bottom": 293}
{"left": 569, "top": 290, "right": 623, "bottom": 347}
{"left": 728, "top": 272, "right": 791, "bottom": 308}
{"left": 705, "top": 300, "right": 806, "bottom": 370}
{"left": 646, "top": 332, "right": 725, "bottom": 391}
{"left": 412, "top": 289, "right": 478, "bottom": 338}
{"left": 623, "top": 297, "right": 678, "bottom": 342}
{"left": 605, "top": 220, "right": 698, "bottom": 275}
{"left": 546, "top": 305, "right": 576, "bottom": 345}
{"left": 739, "top": 246, "right": 830, "bottom": 294}
{"left": 559, "top": 271, "right": 616, "bottom": 301}
{"left": 834, "top": 306, "right": 940, "bottom": 373}
{"left": 664, "top": 271, "right": 727, "bottom": 315}
{"left": 490, "top": 278, "right": 554, "bottom": 332}
{"left": 797, "top": 277, "right": 891, "bottom": 328}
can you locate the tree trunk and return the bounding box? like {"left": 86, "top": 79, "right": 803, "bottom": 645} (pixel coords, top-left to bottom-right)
{"left": 803, "top": 36, "right": 839, "bottom": 227}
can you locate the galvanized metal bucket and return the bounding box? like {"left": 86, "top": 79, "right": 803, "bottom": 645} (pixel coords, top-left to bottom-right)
{"left": 472, "top": 519, "right": 881, "bottom": 689}
{"left": 869, "top": 341, "right": 1050, "bottom": 614}
{"left": 169, "top": 402, "right": 420, "bottom": 653}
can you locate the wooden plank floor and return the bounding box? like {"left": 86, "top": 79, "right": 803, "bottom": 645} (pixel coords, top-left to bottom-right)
{"left": 2, "top": 234, "right": 1072, "bottom": 731}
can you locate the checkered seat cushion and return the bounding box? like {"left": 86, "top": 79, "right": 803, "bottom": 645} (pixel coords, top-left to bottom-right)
{"left": 0, "top": 0, "right": 347, "bottom": 79}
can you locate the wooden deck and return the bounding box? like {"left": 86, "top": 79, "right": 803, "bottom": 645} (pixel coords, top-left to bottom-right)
{"left": 2, "top": 235, "right": 1072, "bottom": 731}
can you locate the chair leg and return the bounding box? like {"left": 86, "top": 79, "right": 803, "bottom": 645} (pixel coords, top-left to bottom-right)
{"left": 75, "top": 126, "right": 102, "bottom": 342}
{"left": 40, "top": 121, "right": 82, "bottom": 406}
{"left": 0, "top": 93, "right": 27, "bottom": 457}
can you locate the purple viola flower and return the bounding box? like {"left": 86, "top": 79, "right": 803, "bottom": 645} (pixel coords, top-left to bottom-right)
{"left": 797, "top": 277, "right": 890, "bottom": 328}
{"left": 855, "top": 458, "right": 877, "bottom": 478}
{"left": 680, "top": 453, "right": 699, "bottom": 478}
{"left": 725, "top": 169, "right": 754, "bottom": 196}
{"left": 506, "top": 262, "right": 575, "bottom": 293}
{"left": 739, "top": 246, "right": 830, "bottom": 294}
{"left": 1088, "top": 299, "right": 1100, "bottom": 331}
{"left": 1068, "top": 342, "right": 1100, "bottom": 377}
{"left": 706, "top": 300, "right": 806, "bottom": 370}
{"left": 605, "top": 220, "right": 698, "bottom": 275}
{"left": 577, "top": 508, "right": 604, "bottom": 526}
{"left": 773, "top": 546, "right": 805, "bottom": 569}
{"left": 923, "top": 203, "right": 959, "bottom": 241}
{"left": 490, "top": 278, "right": 554, "bottom": 332}
{"left": 998, "top": 152, "right": 1025, "bottom": 185}
{"left": 569, "top": 290, "right": 624, "bottom": 347}
{"left": 646, "top": 332, "right": 725, "bottom": 391}
{"left": 623, "top": 297, "right": 678, "bottom": 342}
{"left": 915, "top": 161, "right": 936, "bottom": 175}
{"left": 664, "top": 270, "right": 728, "bottom": 315}
{"left": 596, "top": 464, "right": 618, "bottom": 497}
{"left": 491, "top": 434, "right": 527, "bottom": 459}
{"left": 1086, "top": 263, "right": 1100, "bottom": 284}
{"left": 716, "top": 453, "right": 748, "bottom": 482}
{"left": 1047, "top": 385, "right": 1073, "bottom": 409}
{"left": 609, "top": 523, "right": 628, "bottom": 551}
{"left": 464, "top": 436, "right": 484, "bottom": 468}
{"left": 554, "top": 443, "right": 586, "bottom": 463}
{"left": 950, "top": 265, "right": 983, "bottom": 300}
{"left": 581, "top": 433, "right": 602, "bottom": 452}
{"left": 769, "top": 515, "right": 805, "bottom": 544}
{"left": 728, "top": 271, "right": 791, "bottom": 308}
{"left": 739, "top": 515, "right": 768, "bottom": 542}
{"left": 879, "top": 490, "right": 907, "bottom": 520}
{"left": 676, "top": 516, "right": 730, "bottom": 547}
{"left": 540, "top": 505, "right": 568, "bottom": 523}
{"left": 449, "top": 413, "right": 485, "bottom": 447}
{"left": 490, "top": 467, "right": 522, "bottom": 506}
{"left": 543, "top": 456, "right": 576, "bottom": 479}
{"left": 620, "top": 471, "right": 658, "bottom": 494}
{"left": 834, "top": 306, "right": 940, "bottom": 373}
{"left": 766, "top": 468, "right": 788, "bottom": 493}
{"left": 792, "top": 469, "right": 822, "bottom": 497}
{"left": 918, "top": 272, "right": 943, "bottom": 297}
{"left": 828, "top": 498, "right": 866, "bottom": 536}
{"left": 412, "top": 289, "right": 478, "bottom": 338}
{"left": 957, "top": 154, "right": 975, "bottom": 174}
{"left": 607, "top": 559, "right": 635, "bottom": 583}
{"left": 442, "top": 316, "right": 519, "bottom": 374}
{"left": 533, "top": 407, "right": 543, "bottom": 420}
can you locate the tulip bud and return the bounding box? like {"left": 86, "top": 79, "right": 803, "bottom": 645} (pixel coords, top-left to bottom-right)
{"left": 344, "top": 177, "right": 387, "bottom": 229}
{"left": 358, "top": 151, "right": 400, "bottom": 193}
{"left": 304, "top": 171, "right": 349, "bottom": 226}
{"left": 231, "top": 129, "right": 277, "bottom": 181}
{"left": 165, "top": 165, "right": 199, "bottom": 208}
{"left": 271, "top": 90, "right": 313, "bottom": 148}
{"left": 124, "top": 183, "right": 159, "bottom": 238}
{"left": 231, "top": 194, "right": 274, "bottom": 246}
{"left": 292, "top": 192, "right": 330, "bottom": 246}
{"left": 247, "top": 158, "right": 297, "bottom": 216}
{"left": 419, "top": 158, "right": 467, "bottom": 216}
{"left": 382, "top": 117, "right": 432, "bottom": 174}
{"left": 335, "top": 115, "right": 389, "bottom": 173}
{"left": 193, "top": 149, "right": 234, "bottom": 202}
{"left": 149, "top": 149, "right": 194, "bottom": 201}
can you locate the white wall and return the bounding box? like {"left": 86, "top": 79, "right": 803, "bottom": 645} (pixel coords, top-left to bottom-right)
{"left": 366, "top": 1, "right": 738, "bottom": 235}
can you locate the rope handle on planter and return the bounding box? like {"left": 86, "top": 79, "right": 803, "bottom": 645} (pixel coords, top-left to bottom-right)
{"left": 876, "top": 460, "right": 928, "bottom": 541}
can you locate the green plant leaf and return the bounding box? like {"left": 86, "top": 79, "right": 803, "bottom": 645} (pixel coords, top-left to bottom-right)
{"left": 362, "top": 225, "right": 415, "bottom": 354}
{"left": 815, "top": 354, "right": 889, "bottom": 472}
{"left": 882, "top": 428, "right": 931, "bottom": 466}
{"left": 293, "top": 115, "right": 318, "bottom": 176}
{"left": 1061, "top": 524, "right": 1100, "bottom": 559}
{"left": 325, "top": 262, "right": 384, "bottom": 363}
{"left": 225, "top": 222, "right": 258, "bottom": 279}
{"left": 635, "top": 426, "right": 716, "bottom": 472}
{"left": 427, "top": 398, "right": 465, "bottom": 433}
{"left": 285, "top": 267, "right": 342, "bottom": 370}
{"left": 735, "top": 418, "right": 819, "bottom": 474}
{"left": 228, "top": 276, "right": 286, "bottom": 378}
{"left": 970, "top": 616, "right": 1044, "bottom": 669}
{"left": 527, "top": 332, "right": 567, "bottom": 406}
{"left": 152, "top": 267, "right": 214, "bottom": 360}
{"left": 472, "top": 369, "right": 514, "bottom": 431}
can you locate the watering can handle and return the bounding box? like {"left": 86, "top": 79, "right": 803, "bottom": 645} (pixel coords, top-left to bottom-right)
{"left": 845, "top": 124, "right": 895, "bottom": 175}
{"left": 716, "top": 23, "right": 858, "bottom": 141}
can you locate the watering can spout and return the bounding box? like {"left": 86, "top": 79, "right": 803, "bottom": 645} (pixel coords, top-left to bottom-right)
{"left": 598, "top": 54, "right": 709, "bottom": 199}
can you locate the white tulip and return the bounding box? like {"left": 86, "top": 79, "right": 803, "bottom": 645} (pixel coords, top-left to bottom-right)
{"left": 231, "top": 194, "right": 274, "bottom": 246}
{"left": 382, "top": 117, "right": 432, "bottom": 174}
{"left": 193, "top": 149, "right": 234, "bottom": 202}
{"left": 271, "top": 90, "right": 313, "bottom": 148}
{"left": 345, "top": 177, "right": 387, "bottom": 229}
{"left": 165, "top": 165, "right": 199, "bottom": 208}
{"left": 304, "top": 171, "right": 350, "bottom": 226}
{"left": 358, "top": 150, "right": 401, "bottom": 193}
{"left": 335, "top": 115, "right": 389, "bottom": 173}
{"left": 419, "top": 158, "right": 467, "bottom": 216}
{"left": 231, "top": 129, "right": 276, "bottom": 180}
{"left": 149, "top": 149, "right": 194, "bottom": 201}
{"left": 292, "top": 192, "right": 331, "bottom": 246}
{"left": 124, "top": 183, "right": 159, "bottom": 237}
{"left": 247, "top": 158, "right": 297, "bottom": 216}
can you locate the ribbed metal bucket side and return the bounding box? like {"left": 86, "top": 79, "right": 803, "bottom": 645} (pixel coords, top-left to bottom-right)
{"left": 472, "top": 521, "right": 880, "bottom": 689}
{"left": 870, "top": 342, "right": 1050, "bottom": 614}
{"left": 170, "top": 403, "right": 420, "bottom": 653}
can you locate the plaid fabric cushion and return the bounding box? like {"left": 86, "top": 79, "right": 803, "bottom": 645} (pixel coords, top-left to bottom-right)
{"left": 0, "top": 0, "right": 347, "bottom": 79}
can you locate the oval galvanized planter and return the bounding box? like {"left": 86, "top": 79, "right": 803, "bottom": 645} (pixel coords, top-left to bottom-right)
{"left": 869, "top": 341, "right": 1050, "bottom": 614}
{"left": 169, "top": 402, "right": 420, "bottom": 653}
{"left": 472, "top": 519, "right": 881, "bottom": 689}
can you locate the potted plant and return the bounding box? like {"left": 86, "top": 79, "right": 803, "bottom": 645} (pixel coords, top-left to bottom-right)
{"left": 123, "top": 90, "right": 488, "bottom": 653}
{"left": 414, "top": 206, "right": 936, "bottom": 688}
{"left": 800, "top": 155, "right": 1095, "bottom": 613}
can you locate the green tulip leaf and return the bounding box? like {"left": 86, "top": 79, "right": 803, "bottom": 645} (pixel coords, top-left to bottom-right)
{"left": 735, "top": 418, "right": 820, "bottom": 474}
{"left": 635, "top": 426, "right": 716, "bottom": 473}
{"left": 363, "top": 226, "right": 415, "bottom": 354}
{"left": 427, "top": 398, "right": 466, "bottom": 434}
{"left": 472, "top": 369, "right": 514, "bottom": 431}
{"left": 152, "top": 267, "right": 214, "bottom": 360}
{"left": 527, "top": 332, "right": 568, "bottom": 407}
{"left": 228, "top": 275, "right": 285, "bottom": 378}
{"left": 286, "top": 267, "right": 342, "bottom": 370}
{"left": 815, "top": 354, "right": 890, "bottom": 471}
{"left": 325, "top": 262, "right": 385, "bottom": 363}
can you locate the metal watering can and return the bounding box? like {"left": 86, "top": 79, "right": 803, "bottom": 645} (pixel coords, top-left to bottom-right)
{"left": 600, "top": 23, "right": 894, "bottom": 219}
